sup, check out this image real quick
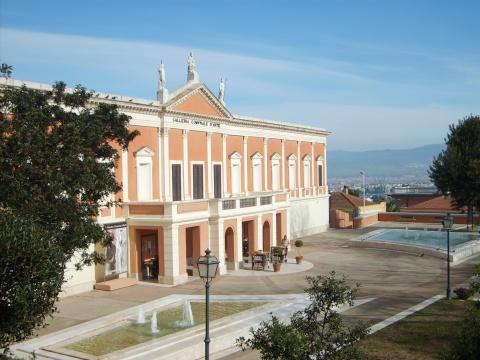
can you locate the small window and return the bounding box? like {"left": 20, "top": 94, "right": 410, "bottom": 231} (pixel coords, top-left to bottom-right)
{"left": 193, "top": 164, "right": 204, "bottom": 200}
{"left": 172, "top": 164, "right": 182, "bottom": 201}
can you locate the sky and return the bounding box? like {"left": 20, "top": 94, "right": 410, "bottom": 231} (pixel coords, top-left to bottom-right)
{"left": 1, "top": 0, "right": 479, "bottom": 151}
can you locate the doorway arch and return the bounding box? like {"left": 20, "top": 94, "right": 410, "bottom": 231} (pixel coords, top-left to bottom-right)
{"left": 262, "top": 221, "right": 271, "bottom": 252}
{"left": 224, "top": 227, "right": 235, "bottom": 269}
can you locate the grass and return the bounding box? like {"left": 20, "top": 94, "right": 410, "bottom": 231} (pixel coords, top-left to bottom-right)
{"left": 66, "top": 301, "right": 265, "bottom": 356}
{"left": 359, "top": 299, "right": 474, "bottom": 360}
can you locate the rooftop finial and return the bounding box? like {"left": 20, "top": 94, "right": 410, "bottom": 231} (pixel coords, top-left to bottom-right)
{"left": 157, "top": 61, "right": 169, "bottom": 104}
{"left": 218, "top": 78, "right": 226, "bottom": 105}
{"left": 187, "top": 52, "right": 199, "bottom": 83}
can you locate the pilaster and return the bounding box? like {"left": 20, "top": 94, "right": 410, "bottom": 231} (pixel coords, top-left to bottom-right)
{"left": 281, "top": 139, "right": 286, "bottom": 191}
{"left": 222, "top": 134, "right": 228, "bottom": 197}
{"left": 161, "top": 128, "right": 171, "bottom": 201}
{"left": 243, "top": 136, "right": 248, "bottom": 195}
{"left": 207, "top": 132, "right": 213, "bottom": 198}
{"left": 263, "top": 138, "right": 268, "bottom": 191}
{"left": 182, "top": 130, "right": 190, "bottom": 200}
{"left": 210, "top": 219, "right": 226, "bottom": 275}
{"left": 121, "top": 149, "right": 129, "bottom": 201}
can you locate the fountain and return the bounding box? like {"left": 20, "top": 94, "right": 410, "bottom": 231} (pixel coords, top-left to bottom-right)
{"left": 151, "top": 311, "right": 160, "bottom": 334}
{"left": 175, "top": 300, "right": 195, "bottom": 327}
{"left": 137, "top": 308, "right": 146, "bottom": 324}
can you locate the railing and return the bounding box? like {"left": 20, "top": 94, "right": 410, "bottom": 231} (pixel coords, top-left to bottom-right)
{"left": 222, "top": 199, "right": 236, "bottom": 210}
{"left": 260, "top": 196, "right": 272, "bottom": 205}
{"left": 240, "top": 197, "right": 257, "bottom": 208}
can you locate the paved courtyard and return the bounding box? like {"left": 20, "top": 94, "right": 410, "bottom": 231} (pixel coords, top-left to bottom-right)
{"left": 34, "top": 224, "right": 479, "bottom": 359}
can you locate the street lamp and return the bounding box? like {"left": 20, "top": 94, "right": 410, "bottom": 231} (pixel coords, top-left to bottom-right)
{"left": 442, "top": 213, "right": 454, "bottom": 299}
{"left": 360, "top": 171, "right": 366, "bottom": 214}
{"left": 197, "top": 248, "right": 220, "bottom": 360}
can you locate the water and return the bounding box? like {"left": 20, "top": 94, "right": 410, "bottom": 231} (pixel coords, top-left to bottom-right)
{"left": 136, "top": 308, "right": 146, "bottom": 324}
{"left": 369, "top": 229, "right": 479, "bottom": 250}
{"left": 150, "top": 311, "right": 159, "bottom": 334}
{"left": 175, "top": 300, "right": 195, "bottom": 327}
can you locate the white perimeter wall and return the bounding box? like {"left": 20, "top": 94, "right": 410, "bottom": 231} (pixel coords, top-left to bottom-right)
{"left": 60, "top": 246, "right": 96, "bottom": 297}
{"left": 289, "top": 195, "right": 330, "bottom": 239}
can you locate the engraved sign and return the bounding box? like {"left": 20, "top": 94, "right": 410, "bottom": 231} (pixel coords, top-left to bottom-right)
{"left": 173, "top": 117, "right": 220, "bottom": 128}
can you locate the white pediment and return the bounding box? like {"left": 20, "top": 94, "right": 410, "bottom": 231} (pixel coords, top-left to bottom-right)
{"left": 303, "top": 154, "right": 312, "bottom": 161}
{"left": 229, "top": 151, "right": 242, "bottom": 160}
{"left": 271, "top": 152, "right": 281, "bottom": 160}
{"left": 316, "top": 155, "right": 324, "bottom": 162}
{"left": 135, "top": 146, "right": 155, "bottom": 157}
{"left": 251, "top": 151, "right": 263, "bottom": 160}
{"left": 288, "top": 153, "right": 297, "bottom": 161}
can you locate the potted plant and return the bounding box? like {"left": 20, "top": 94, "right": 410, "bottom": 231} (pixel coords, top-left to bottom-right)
{"left": 271, "top": 246, "right": 284, "bottom": 272}
{"left": 295, "top": 240, "right": 304, "bottom": 264}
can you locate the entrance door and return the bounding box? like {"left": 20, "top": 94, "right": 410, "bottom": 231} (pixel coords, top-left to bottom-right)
{"left": 263, "top": 221, "right": 270, "bottom": 252}
{"left": 141, "top": 233, "right": 158, "bottom": 280}
{"left": 276, "top": 213, "right": 282, "bottom": 244}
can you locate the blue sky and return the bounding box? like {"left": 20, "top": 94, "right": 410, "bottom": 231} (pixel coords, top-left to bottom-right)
{"left": 1, "top": 0, "right": 479, "bottom": 150}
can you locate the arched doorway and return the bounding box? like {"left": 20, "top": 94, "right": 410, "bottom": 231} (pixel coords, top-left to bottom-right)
{"left": 224, "top": 227, "right": 235, "bottom": 269}
{"left": 263, "top": 221, "right": 271, "bottom": 252}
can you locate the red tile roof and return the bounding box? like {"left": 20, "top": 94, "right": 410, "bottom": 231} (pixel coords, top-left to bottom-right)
{"left": 330, "top": 191, "right": 374, "bottom": 210}
{"left": 405, "top": 195, "right": 459, "bottom": 212}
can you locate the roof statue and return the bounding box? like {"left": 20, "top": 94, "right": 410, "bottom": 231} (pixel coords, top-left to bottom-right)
{"left": 187, "top": 52, "right": 199, "bottom": 83}
{"left": 157, "top": 61, "right": 169, "bottom": 104}
{"left": 218, "top": 78, "right": 226, "bottom": 105}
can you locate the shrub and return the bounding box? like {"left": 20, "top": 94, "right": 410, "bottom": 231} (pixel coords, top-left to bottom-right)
{"left": 453, "top": 287, "right": 474, "bottom": 300}
{"left": 443, "top": 304, "right": 480, "bottom": 360}
{"left": 237, "top": 272, "right": 369, "bottom": 359}
{"left": 294, "top": 240, "right": 304, "bottom": 248}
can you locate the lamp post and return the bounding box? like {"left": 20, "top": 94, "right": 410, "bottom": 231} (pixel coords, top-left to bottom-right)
{"left": 360, "top": 171, "right": 366, "bottom": 214}
{"left": 196, "top": 248, "right": 219, "bottom": 360}
{"left": 442, "top": 213, "right": 453, "bottom": 299}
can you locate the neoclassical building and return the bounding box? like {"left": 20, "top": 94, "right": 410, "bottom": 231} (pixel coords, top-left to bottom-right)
{"left": 2, "top": 54, "right": 330, "bottom": 292}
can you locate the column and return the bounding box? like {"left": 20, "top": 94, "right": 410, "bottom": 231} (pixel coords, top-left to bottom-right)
{"left": 297, "top": 141, "right": 301, "bottom": 196}
{"left": 281, "top": 139, "right": 286, "bottom": 191}
{"left": 243, "top": 136, "right": 248, "bottom": 195}
{"left": 207, "top": 132, "right": 213, "bottom": 198}
{"left": 182, "top": 130, "right": 190, "bottom": 200}
{"left": 157, "top": 131, "right": 162, "bottom": 200}
{"left": 210, "top": 219, "right": 226, "bottom": 274}
{"left": 163, "top": 224, "right": 183, "bottom": 284}
{"left": 236, "top": 217, "right": 243, "bottom": 269}
{"left": 121, "top": 149, "right": 129, "bottom": 201}
{"left": 324, "top": 143, "right": 328, "bottom": 193}
{"left": 263, "top": 138, "right": 268, "bottom": 191}
{"left": 222, "top": 134, "right": 228, "bottom": 197}
{"left": 161, "top": 128, "right": 171, "bottom": 201}
{"left": 257, "top": 214, "right": 263, "bottom": 250}
{"left": 272, "top": 211, "right": 277, "bottom": 246}
{"left": 311, "top": 142, "right": 315, "bottom": 195}
{"left": 286, "top": 208, "right": 291, "bottom": 240}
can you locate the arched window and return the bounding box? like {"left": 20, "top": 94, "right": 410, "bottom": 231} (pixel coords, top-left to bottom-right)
{"left": 303, "top": 154, "right": 311, "bottom": 188}
{"left": 135, "top": 147, "right": 154, "bottom": 201}
{"left": 271, "top": 153, "right": 281, "bottom": 191}
{"left": 229, "top": 151, "right": 242, "bottom": 195}
{"left": 316, "top": 156, "right": 324, "bottom": 187}
{"left": 288, "top": 154, "right": 297, "bottom": 190}
{"left": 251, "top": 152, "right": 263, "bottom": 193}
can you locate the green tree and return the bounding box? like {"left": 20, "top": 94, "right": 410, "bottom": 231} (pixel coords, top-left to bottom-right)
{"left": 237, "top": 272, "right": 369, "bottom": 360}
{"left": 429, "top": 115, "right": 480, "bottom": 230}
{"left": 0, "top": 82, "right": 138, "bottom": 348}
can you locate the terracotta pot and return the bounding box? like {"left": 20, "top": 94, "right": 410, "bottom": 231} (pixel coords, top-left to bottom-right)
{"left": 295, "top": 256, "right": 303, "bottom": 264}
{"left": 273, "top": 263, "right": 282, "bottom": 272}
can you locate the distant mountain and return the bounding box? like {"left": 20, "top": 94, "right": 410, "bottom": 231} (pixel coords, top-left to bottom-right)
{"left": 328, "top": 144, "right": 444, "bottom": 178}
